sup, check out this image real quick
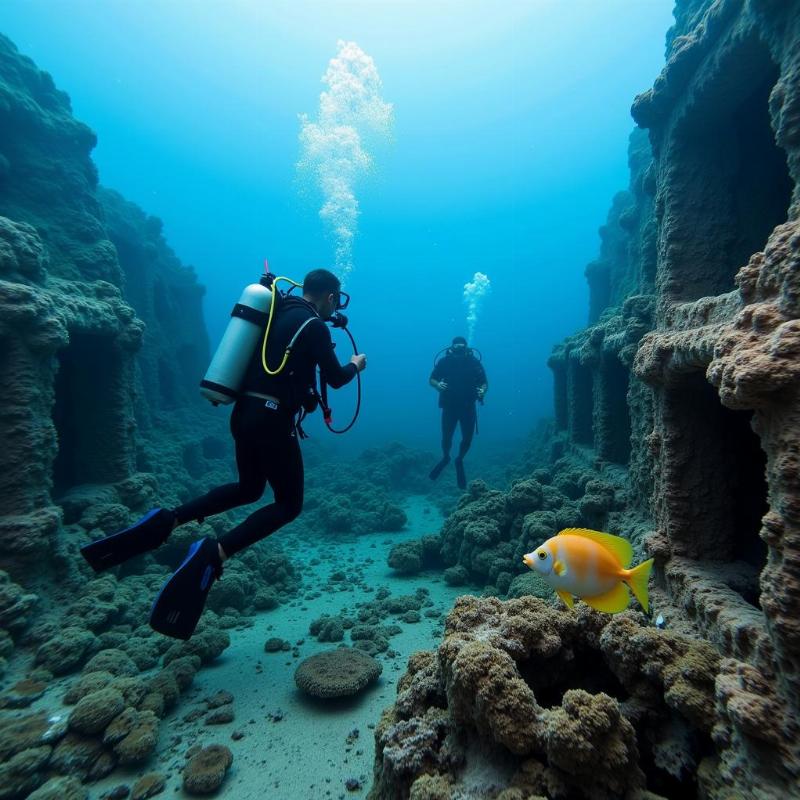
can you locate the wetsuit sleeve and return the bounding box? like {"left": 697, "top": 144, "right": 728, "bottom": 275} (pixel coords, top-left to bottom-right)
{"left": 309, "top": 319, "right": 357, "bottom": 389}
{"left": 430, "top": 359, "right": 445, "bottom": 381}
{"left": 475, "top": 360, "right": 487, "bottom": 387}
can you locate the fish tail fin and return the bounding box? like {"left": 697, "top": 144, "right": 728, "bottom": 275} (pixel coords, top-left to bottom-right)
{"left": 625, "top": 558, "right": 654, "bottom": 613}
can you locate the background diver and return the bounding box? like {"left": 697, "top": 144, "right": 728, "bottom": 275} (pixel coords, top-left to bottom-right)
{"left": 428, "top": 336, "right": 488, "bottom": 489}
{"left": 81, "top": 269, "right": 367, "bottom": 640}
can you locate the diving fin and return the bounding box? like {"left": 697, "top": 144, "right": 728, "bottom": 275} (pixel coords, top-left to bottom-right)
{"left": 81, "top": 508, "right": 175, "bottom": 573}
{"left": 149, "top": 537, "right": 222, "bottom": 640}
{"left": 454, "top": 457, "right": 466, "bottom": 490}
{"left": 429, "top": 456, "right": 450, "bottom": 481}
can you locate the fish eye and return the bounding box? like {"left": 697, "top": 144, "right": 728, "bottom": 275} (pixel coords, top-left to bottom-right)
{"left": 537, "top": 551, "right": 547, "bottom": 560}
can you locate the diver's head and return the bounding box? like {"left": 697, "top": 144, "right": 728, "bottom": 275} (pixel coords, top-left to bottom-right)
{"left": 450, "top": 336, "right": 468, "bottom": 356}
{"left": 303, "top": 269, "right": 347, "bottom": 319}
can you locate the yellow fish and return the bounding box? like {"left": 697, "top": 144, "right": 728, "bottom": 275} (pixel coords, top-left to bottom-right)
{"left": 522, "top": 528, "right": 654, "bottom": 613}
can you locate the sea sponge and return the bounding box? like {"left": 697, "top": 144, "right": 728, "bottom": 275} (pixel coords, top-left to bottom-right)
{"left": 0, "top": 746, "right": 53, "bottom": 799}
{"left": 443, "top": 638, "right": 540, "bottom": 755}
{"left": 82, "top": 648, "right": 138, "bottom": 677}
{"left": 0, "top": 677, "right": 48, "bottom": 709}
{"left": 443, "top": 565, "right": 469, "bottom": 586}
{"left": 63, "top": 670, "right": 115, "bottom": 704}
{"left": 25, "top": 775, "right": 88, "bottom": 800}
{"left": 388, "top": 541, "right": 423, "bottom": 574}
{"left": 164, "top": 655, "right": 201, "bottom": 691}
{"left": 182, "top": 744, "right": 233, "bottom": 795}
{"left": 506, "top": 573, "right": 553, "bottom": 601}
{"left": 505, "top": 479, "right": 544, "bottom": 514}
{"left": 253, "top": 588, "right": 279, "bottom": 610}
{"left": 162, "top": 627, "right": 229, "bottom": 665}
{"left": 122, "top": 638, "right": 160, "bottom": 671}
{"left": 67, "top": 687, "right": 125, "bottom": 734}
{"left": 0, "top": 570, "right": 39, "bottom": 631}
{"left": 103, "top": 708, "right": 159, "bottom": 763}
{"left": 0, "top": 711, "right": 66, "bottom": 760}
{"left": 145, "top": 671, "right": 180, "bottom": 713}
{"left": 35, "top": 627, "right": 98, "bottom": 675}
{"left": 309, "top": 615, "right": 345, "bottom": 642}
{"left": 207, "top": 571, "right": 249, "bottom": 612}
{"left": 408, "top": 773, "right": 455, "bottom": 800}
{"left": 110, "top": 676, "right": 148, "bottom": 709}
{"left": 294, "top": 648, "right": 382, "bottom": 698}
{"left": 599, "top": 613, "right": 719, "bottom": 730}
{"left": 544, "top": 689, "right": 645, "bottom": 797}
{"left": 131, "top": 772, "right": 167, "bottom": 800}
{"left": 49, "top": 732, "right": 108, "bottom": 778}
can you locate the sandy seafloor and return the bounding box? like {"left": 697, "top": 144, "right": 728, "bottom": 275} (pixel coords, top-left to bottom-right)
{"left": 81, "top": 494, "right": 470, "bottom": 800}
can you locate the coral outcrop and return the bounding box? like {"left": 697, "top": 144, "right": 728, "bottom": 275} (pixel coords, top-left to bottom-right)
{"left": 369, "top": 596, "right": 722, "bottom": 800}
{"left": 370, "top": 2, "right": 800, "bottom": 798}
{"left": 541, "top": 1, "right": 800, "bottom": 796}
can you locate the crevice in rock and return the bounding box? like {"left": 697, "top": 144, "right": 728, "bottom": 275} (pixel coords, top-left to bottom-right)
{"left": 666, "top": 372, "right": 767, "bottom": 605}
{"left": 601, "top": 352, "right": 631, "bottom": 465}
{"left": 667, "top": 39, "right": 791, "bottom": 300}
{"left": 519, "top": 647, "right": 627, "bottom": 709}
{"left": 53, "top": 333, "right": 123, "bottom": 495}
{"left": 568, "top": 361, "right": 594, "bottom": 447}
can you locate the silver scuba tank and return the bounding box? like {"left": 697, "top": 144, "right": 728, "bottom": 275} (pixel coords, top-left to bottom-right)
{"left": 200, "top": 280, "right": 274, "bottom": 405}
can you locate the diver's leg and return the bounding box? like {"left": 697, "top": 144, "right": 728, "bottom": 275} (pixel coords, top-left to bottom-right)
{"left": 217, "top": 414, "right": 303, "bottom": 557}
{"left": 457, "top": 405, "right": 476, "bottom": 458}
{"left": 173, "top": 399, "right": 269, "bottom": 524}
{"left": 453, "top": 405, "right": 476, "bottom": 490}
{"left": 83, "top": 399, "right": 267, "bottom": 574}
{"left": 430, "top": 407, "right": 457, "bottom": 480}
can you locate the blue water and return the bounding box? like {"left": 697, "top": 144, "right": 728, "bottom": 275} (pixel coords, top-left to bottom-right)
{"left": 0, "top": 0, "right": 673, "bottom": 450}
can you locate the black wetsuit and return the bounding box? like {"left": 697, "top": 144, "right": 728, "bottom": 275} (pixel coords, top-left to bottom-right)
{"left": 430, "top": 352, "right": 487, "bottom": 459}
{"left": 175, "top": 297, "right": 357, "bottom": 556}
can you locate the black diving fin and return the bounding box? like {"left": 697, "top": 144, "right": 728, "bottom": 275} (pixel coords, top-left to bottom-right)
{"left": 80, "top": 508, "right": 175, "bottom": 573}
{"left": 149, "top": 537, "right": 222, "bottom": 640}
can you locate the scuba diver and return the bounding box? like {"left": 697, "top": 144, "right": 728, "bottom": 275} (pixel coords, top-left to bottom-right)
{"left": 428, "top": 336, "right": 487, "bottom": 489}
{"left": 80, "top": 268, "right": 366, "bottom": 640}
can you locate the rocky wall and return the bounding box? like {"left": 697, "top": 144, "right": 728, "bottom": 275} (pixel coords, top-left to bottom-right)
{"left": 540, "top": 0, "right": 800, "bottom": 796}
{"left": 0, "top": 34, "right": 225, "bottom": 586}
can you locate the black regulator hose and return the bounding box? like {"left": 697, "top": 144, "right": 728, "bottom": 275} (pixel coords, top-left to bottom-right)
{"left": 322, "top": 316, "right": 362, "bottom": 434}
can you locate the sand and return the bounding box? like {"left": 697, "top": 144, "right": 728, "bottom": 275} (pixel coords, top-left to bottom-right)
{"left": 88, "top": 494, "right": 469, "bottom": 800}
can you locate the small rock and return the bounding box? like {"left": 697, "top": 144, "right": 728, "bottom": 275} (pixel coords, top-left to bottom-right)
{"left": 205, "top": 690, "right": 234, "bottom": 709}
{"left": 345, "top": 777, "right": 362, "bottom": 791}
{"left": 131, "top": 772, "right": 166, "bottom": 800}
{"left": 0, "top": 678, "right": 48, "bottom": 708}
{"left": 205, "top": 705, "right": 235, "bottom": 725}
{"left": 231, "top": 730, "right": 245, "bottom": 741}
{"left": 264, "top": 638, "right": 285, "bottom": 653}
{"left": 102, "top": 786, "right": 131, "bottom": 800}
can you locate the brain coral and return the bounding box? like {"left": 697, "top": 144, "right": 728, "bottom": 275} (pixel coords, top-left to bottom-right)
{"left": 294, "top": 647, "right": 382, "bottom": 698}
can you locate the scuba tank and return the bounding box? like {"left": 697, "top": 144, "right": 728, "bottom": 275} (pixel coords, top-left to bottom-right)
{"left": 200, "top": 275, "right": 274, "bottom": 406}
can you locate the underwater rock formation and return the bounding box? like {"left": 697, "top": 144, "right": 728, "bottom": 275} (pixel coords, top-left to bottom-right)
{"left": 369, "top": 595, "right": 720, "bottom": 800}
{"left": 368, "top": 2, "right": 800, "bottom": 798}
{"left": 542, "top": 1, "right": 800, "bottom": 796}
{"left": 0, "top": 33, "right": 225, "bottom": 586}
{"left": 0, "top": 33, "right": 271, "bottom": 798}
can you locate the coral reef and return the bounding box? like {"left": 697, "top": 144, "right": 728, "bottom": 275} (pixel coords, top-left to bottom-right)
{"left": 369, "top": 595, "right": 720, "bottom": 800}
{"left": 536, "top": 1, "right": 800, "bottom": 795}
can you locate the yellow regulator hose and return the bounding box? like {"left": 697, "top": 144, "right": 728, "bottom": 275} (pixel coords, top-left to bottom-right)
{"left": 261, "top": 276, "right": 303, "bottom": 376}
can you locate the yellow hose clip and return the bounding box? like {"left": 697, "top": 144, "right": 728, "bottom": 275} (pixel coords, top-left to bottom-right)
{"left": 261, "top": 275, "right": 303, "bottom": 376}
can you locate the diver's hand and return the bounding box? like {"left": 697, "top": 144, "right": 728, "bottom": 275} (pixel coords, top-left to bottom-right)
{"left": 436, "top": 380, "right": 448, "bottom": 393}
{"left": 351, "top": 354, "right": 367, "bottom": 372}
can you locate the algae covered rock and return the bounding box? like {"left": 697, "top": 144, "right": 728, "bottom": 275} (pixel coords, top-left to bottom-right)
{"left": 67, "top": 687, "right": 125, "bottom": 734}
{"left": 26, "top": 775, "right": 88, "bottom": 800}
{"left": 35, "top": 627, "right": 98, "bottom": 675}
{"left": 182, "top": 744, "right": 233, "bottom": 795}
{"left": 295, "top": 647, "right": 382, "bottom": 698}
